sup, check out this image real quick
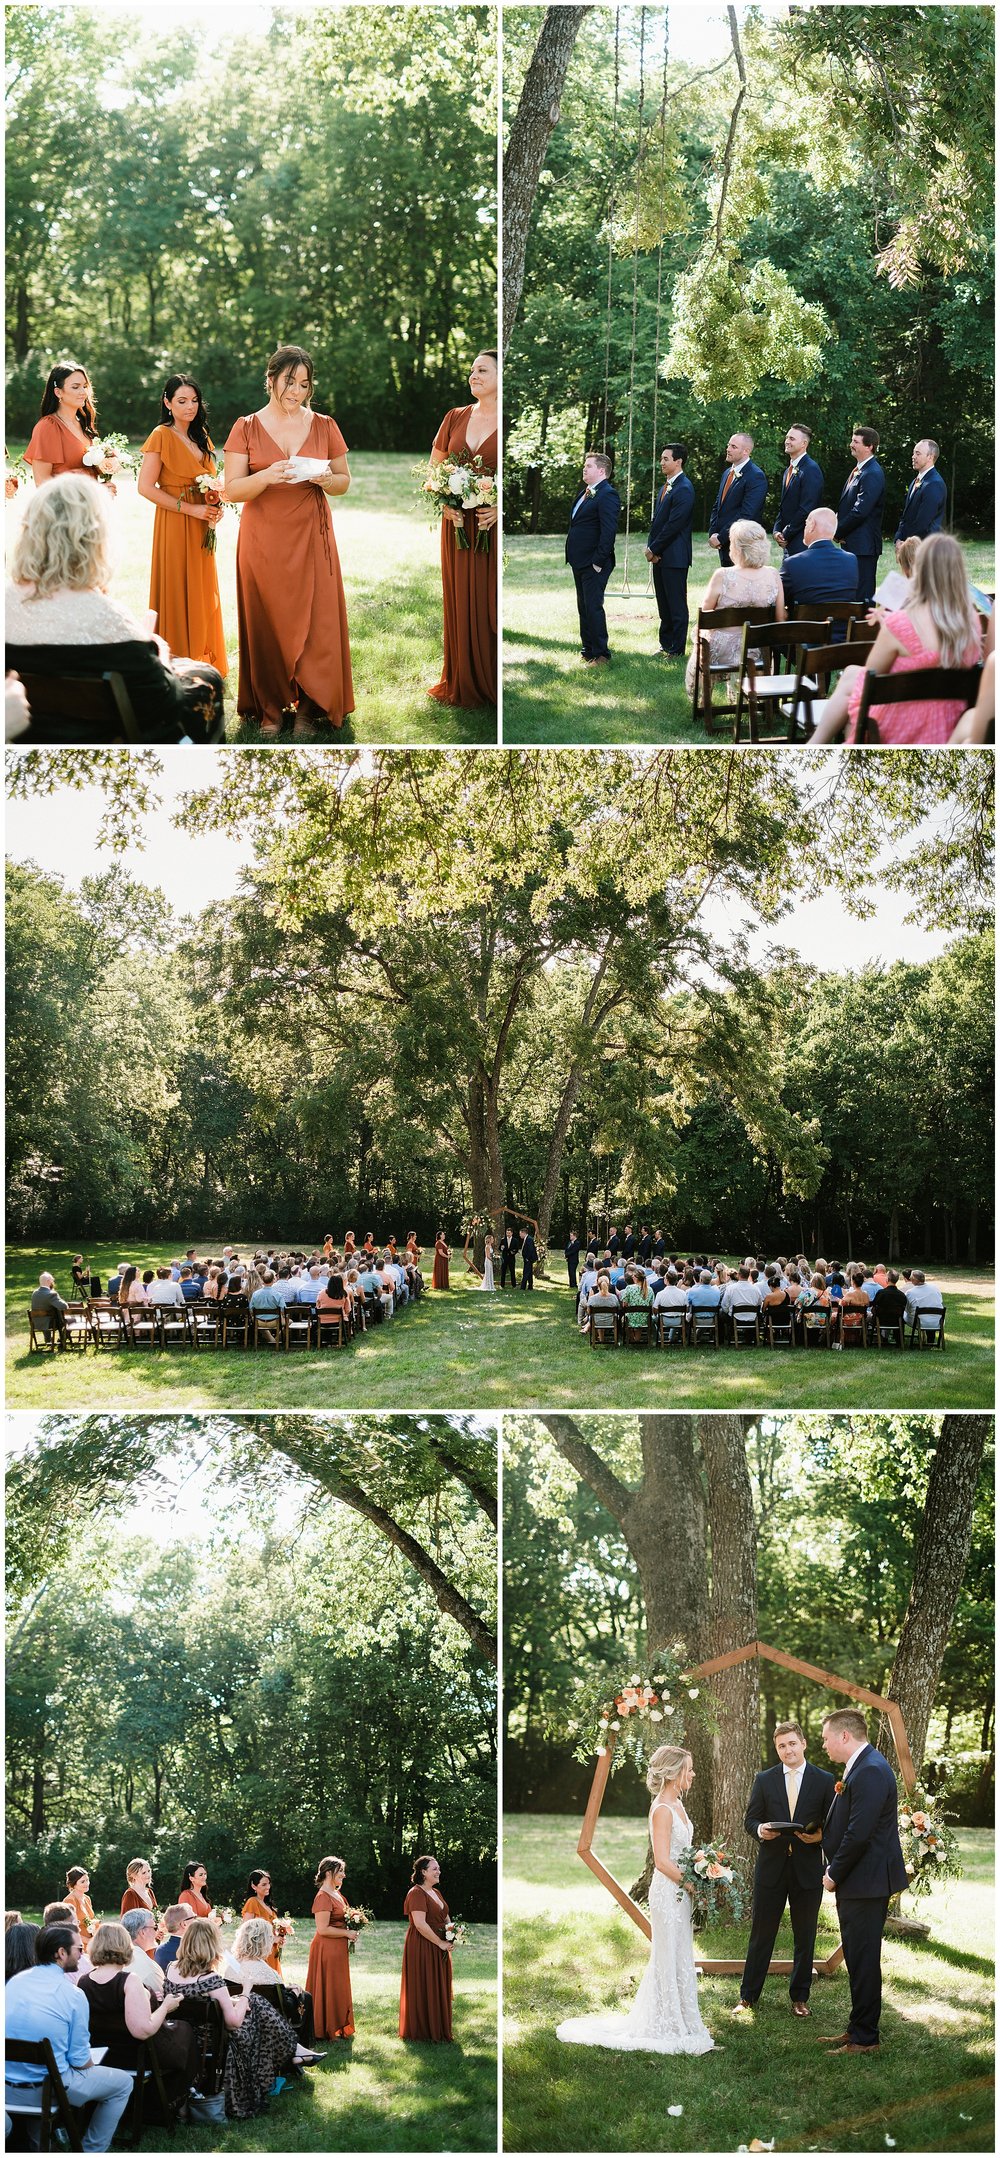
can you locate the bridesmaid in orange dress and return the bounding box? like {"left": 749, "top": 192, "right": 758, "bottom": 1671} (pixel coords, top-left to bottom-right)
{"left": 399, "top": 1854, "right": 454, "bottom": 2042}
{"left": 305, "top": 1856, "right": 357, "bottom": 2039}
{"left": 120, "top": 1858, "right": 157, "bottom": 1919}
{"left": 137, "top": 375, "right": 227, "bottom": 677}
{"left": 24, "top": 363, "right": 117, "bottom": 488}
{"left": 64, "top": 1867, "right": 97, "bottom": 1949}
{"left": 432, "top": 1234, "right": 450, "bottom": 1291}
{"left": 177, "top": 1861, "right": 215, "bottom": 1920}
{"left": 428, "top": 351, "right": 498, "bottom": 709}
{"left": 241, "top": 1869, "right": 286, "bottom": 1975}
{"left": 224, "top": 344, "right": 354, "bottom": 737}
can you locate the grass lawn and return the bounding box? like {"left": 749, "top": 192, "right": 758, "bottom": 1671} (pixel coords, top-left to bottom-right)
{"left": 5, "top": 447, "right": 496, "bottom": 745}
{"left": 503, "top": 1814, "right": 994, "bottom": 2153}
{"left": 6, "top": 1245, "right": 993, "bottom": 1410}
{"left": 501, "top": 533, "right": 996, "bottom": 743}
{"left": 17, "top": 1917, "right": 497, "bottom": 2151}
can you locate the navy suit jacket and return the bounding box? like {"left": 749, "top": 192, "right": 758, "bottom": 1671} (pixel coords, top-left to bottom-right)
{"left": 823, "top": 1745, "right": 908, "bottom": 1899}
{"left": 780, "top": 539, "right": 859, "bottom": 608}
{"left": 745, "top": 1760, "right": 837, "bottom": 1893}
{"left": 566, "top": 482, "right": 620, "bottom": 572}
{"left": 709, "top": 461, "right": 768, "bottom": 548}
{"left": 647, "top": 471, "right": 696, "bottom": 566}
{"left": 895, "top": 466, "right": 947, "bottom": 542}
{"left": 836, "top": 458, "right": 885, "bottom": 560}
{"left": 773, "top": 454, "right": 824, "bottom": 553}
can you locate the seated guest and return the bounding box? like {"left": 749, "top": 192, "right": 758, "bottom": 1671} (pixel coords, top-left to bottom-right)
{"left": 5, "top": 1921, "right": 134, "bottom": 2150}
{"left": 5, "top": 1910, "right": 23, "bottom": 1931}
{"left": 779, "top": 507, "right": 859, "bottom": 620}
{"left": 810, "top": 534, "right": 982, "bottom": 745}
{"left": 163, "top": 1918, "right": 313, "bottom": 2117}
{"left": 30, "top": 1270, "right": 68, "bottom": 1343}
{"left": 317, "top": 1272, "right": 351, "bottom": 1325}
{"left": 154, "top": 1905, "right": 191, "bottom": 1973}
{"left": 827, "top": 1263, "right": 846, "bottom": 1302}
{"left": 685, "top": 519, "right": 784, "bottom": 696}
{"left": 903, "top": 1269, "right": 944, "bottom": 1331}
{"left": 952, "top": 618, "right": 995, "bottom": 743}
{"left": 296, "top": 1264, "right": 323, "bottom": 1305}
{"left": 722, "top": 1265, "right": 762, "bottom": 1317}
{"left": 5, "top": 1921, "right": 39, "bottom": 1982}
{"left": 178, "top": 1265, "right": 202, "bottom": 1301}
{"left": 584, "top": 1273, "right": 621, "bottom": 1331}
{"left": 77, "top": 1920, "right": 194, "bottom": 2119}
{"left": 686, "top": 1269, "right": 723, "bottom": 1314}
{"left": 5, "top": 474, "right": 224, "bottom": 741}
{"left": 249, "top": 1270, "right": 282, "bottom": 1331}
{"left": 117, "top": 1265, "right": 139, "bottom": 1306}
{"left": 761, "top": 1270, "right": 793, "bottom": 1321}
{"left": 148, "top": 1266, "right": 184, "bottom": 1307}
{"left": 870, "top": 1268, "right": 908, "bottom": 1330}
{"left": 70, "top": 1256, "right": 94, "bottom": 1298}
{"left": 376, "top": 1261, "right": 396, "bottom": 1317}
{"left": 870, "top": 533, "right": 921, "bottom": 612}
{"left": 231, "top": 1916, "right": 315, "bottom": 2044}
{"left": 118, "top": 1908, "right": 165, "bottom": 1996}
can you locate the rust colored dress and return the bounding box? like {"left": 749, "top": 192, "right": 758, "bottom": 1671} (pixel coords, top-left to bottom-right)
{"left": 120, "top": 1885, "right": 156, "bottom": 1917}
{"left": 66, "top": 1889, "right": 97, "bottom": 1948}
{"left": 432, "top": 1237, "right": 450, "bottom": 1290}
{"left": 305, "top": 1889, "right": 355, "bottom": 2039}
{"left": 399, "top": 1887, "right": 453, "bottom": 2041}
{"left": 141, "top": 425, "right": 227, "bottom": 675}
{"left": 178, "top": 1887, "right": 213, "bottom": 1919}
{"left": 224, "top": 412, "right": 354, "bottom": 726}
{"left": 428, "top": 405, "right": 497, "bottom": 708}
{"left": 242, "top": 1895, "right": 283, "bottom": 1974}
{"left": 24, "top": 416, "right": 99, "bottom": 480}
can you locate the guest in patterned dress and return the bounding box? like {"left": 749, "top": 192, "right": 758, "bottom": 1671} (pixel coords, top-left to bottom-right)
{"left": 163, "top": 1918, "right": 315, "bottom": 2119}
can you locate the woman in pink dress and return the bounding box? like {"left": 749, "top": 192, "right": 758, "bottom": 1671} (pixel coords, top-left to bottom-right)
{"left": 811, "top": 535, "right": 982, "bottom": 745}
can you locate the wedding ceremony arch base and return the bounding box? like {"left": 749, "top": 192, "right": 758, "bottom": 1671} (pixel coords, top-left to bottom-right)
{"left": 576, "top": 1640, "right": 917, "bottom": 1977}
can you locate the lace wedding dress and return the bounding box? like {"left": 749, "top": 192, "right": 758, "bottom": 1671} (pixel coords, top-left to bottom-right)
{"left": 556, "top": 1806, "right": 715, "bottom": 2055}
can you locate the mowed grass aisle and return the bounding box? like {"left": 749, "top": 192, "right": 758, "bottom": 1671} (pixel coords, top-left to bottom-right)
{"left": 501, "top": 534, "right": 996, "bottom": 743}
{"left": 18, "top": 1918, "right": 497, "bottom": 2152}
{"left": 5, "top": 449, "right": 495, "bottom": 744}
{"left": 503, "top": 1816, "right": 993, "bottom": 2153}
{"left": 5, "top": 1246, "right": 994, "bottom": 1409}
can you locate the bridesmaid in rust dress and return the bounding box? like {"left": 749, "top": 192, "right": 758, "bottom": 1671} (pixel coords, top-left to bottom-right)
{"left": 24, "top": 363, "right": 117, "bottom": 487}
{"left": 305, "top": 1856, "right": 357, "bottom": 2039}
{"left": 120, "top": 1857, "right": 157, "bottom": 1919}
{"left": 432, "top": 1234, "right": 450, "bottom": 1291}
{"left": 428, "top": 351, "right": 497, "bottom": 709}
{"left": 224, "top": 343, "right": 354, "bottom": 737}
{"left": 399, "top": 1854, "right": 454, "bottom": 2042}
{"left": 177, "top": 1860, "right": 215, "bottom": 1920}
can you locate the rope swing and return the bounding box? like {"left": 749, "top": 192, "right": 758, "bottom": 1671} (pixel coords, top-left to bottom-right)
{"left": 602, "top": 6, "right": 671, "bottom": 600}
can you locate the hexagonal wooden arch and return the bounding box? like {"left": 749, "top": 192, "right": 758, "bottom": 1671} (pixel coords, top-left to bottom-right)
{"left": 577, "top": 1639, "right": 916, "bottom": 1977}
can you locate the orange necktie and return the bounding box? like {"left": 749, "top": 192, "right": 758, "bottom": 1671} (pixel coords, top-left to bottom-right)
{"left": 721, "top": 467, "right": 736, "bottom": 504}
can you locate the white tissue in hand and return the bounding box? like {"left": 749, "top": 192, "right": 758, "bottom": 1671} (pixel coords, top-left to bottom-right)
{"left": 285, "top": 456, "right": 330, "bottom": 483}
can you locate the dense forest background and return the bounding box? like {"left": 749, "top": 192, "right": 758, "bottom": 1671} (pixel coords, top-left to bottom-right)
{"left": 5, "top": 4, "right": 497, "bottom": 444}
{"left": 504, "top": 5, "right": 994, "bottom": 531}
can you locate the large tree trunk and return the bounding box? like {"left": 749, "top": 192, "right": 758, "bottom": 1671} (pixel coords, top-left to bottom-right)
{"left": 699, "top": 1415, "right": 759, "bottom": 1860}
{"left": 502, "top": 6, "right": 592, "bottom": 353}
{"left": 881, "top": 1414, "right": 987, "bottom": 1778}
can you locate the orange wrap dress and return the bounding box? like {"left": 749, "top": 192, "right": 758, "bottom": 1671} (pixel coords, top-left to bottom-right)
{"left": 399, "top": 1886, "right": 453, "bottom": 2041}
{"left": 305, "top": 1888, "right": 355, "bottom": 2039}
{"left": 24, "top": 416, "right": 99, "bottom": 481}
{"left": 224, "top": 412, "right": 354, "bottom": 726}
{"left": 141, "top": 425, "right": 227, "bottom": 675}
{"left": 428, "top": 405, "right": 497, "bottom": 708}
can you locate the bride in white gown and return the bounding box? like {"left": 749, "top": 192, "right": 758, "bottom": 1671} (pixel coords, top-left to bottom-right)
{"left": 556, "top": 1743, "right": 715, "bottom": 2055}
{"left": 479, "top": 1235, "right": 496, "bottom": 1291}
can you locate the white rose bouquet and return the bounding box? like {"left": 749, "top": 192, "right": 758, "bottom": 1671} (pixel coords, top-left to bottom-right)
{"left": 418, "top": 453, "right": 498, "bottom": 551}
{"left": 81, "top": 431, "right": 135, "bottom": 483}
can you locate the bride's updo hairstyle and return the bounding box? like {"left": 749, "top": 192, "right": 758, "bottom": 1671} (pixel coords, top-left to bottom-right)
{"left": 646, "top": 1745, "right": 691, "bottom": 1796}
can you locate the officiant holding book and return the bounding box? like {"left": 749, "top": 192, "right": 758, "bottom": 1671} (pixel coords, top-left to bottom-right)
{"left": 733, "top": 1720, "right": 836, "bottom": 2019}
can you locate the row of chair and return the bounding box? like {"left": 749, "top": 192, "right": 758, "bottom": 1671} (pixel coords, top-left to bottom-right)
{"left": 27, "top": 1295, "right": 369, "bottom": 1355}
{"left": 585, "top": 1303, "right": 947, "bottom": 1350}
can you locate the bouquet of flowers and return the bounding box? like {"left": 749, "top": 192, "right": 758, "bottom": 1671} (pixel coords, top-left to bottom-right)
{"left": 898, "top": 1786, "right": 963, "bottom": 1899}
{"left": 215, "top": 1906, "right": 234, "bottom": 1927}
{"left": 5, "top": 453, "right": 29, "bottom": 497}
{"left": 573, "top": 1648, "right": 716, "bottom": 1772}
{"left": 81, "top": 432, "right": 134, "bottom": 484}
{"left": 444, "top": 1918, "right": 468, "bottom": 1946}
{"left": 343, "top": 1904, "right": 373, "bottom": 1952}
{"left": 418, "top": 454, "right": 498, "bottom": 551}
{"left": 183, "top": 467, "right": 226, "bottom": 553}
{"left": 675, "top": 1840, "right": 749, "bottom": 1925}
{"left": 274, "top": 1915, "right": 296, "bottom": 1943}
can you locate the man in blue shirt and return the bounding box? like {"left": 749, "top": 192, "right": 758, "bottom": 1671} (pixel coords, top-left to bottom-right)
{"left": 5, "top": 1923, "right": 133, "bottom": 2150}
{"left": 687, "top": 1269, "right": 724, "bottom": 1316}
{"left": 178, "top": 1265, "right": 202, "bottom": 1301}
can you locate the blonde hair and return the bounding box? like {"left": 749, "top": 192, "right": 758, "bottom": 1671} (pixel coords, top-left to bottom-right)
{"left": 89, "top": 1921, "right": 133, "bottom": 1968}
{"left": 909, "top": 533, "right": 978, "bottom": 667}
{"left": 896, "top": 535, "right": 922, "bottom": 578}
{"left": 11, "top": 474, "right": 113, "bottom": 599}
{"left": 176, "top": 1918, "right": 222, "bottom": 1977}
{"left": 646, "top": 1744, "right": 691, "bottom": 1795}
{"left": 125, "top": 1859, "right": 149, "bottom": 1882}
{"left": 729, "top": 519, "right": 770, "bottom": 570}
{"left": 233, "top": 1916, "right": 274, "bottom": 1963}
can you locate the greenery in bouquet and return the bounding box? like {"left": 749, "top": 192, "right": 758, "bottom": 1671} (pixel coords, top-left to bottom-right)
{"left": 81, "top": 431, "right": 135, "bottom": 482}
{"left": 184, "top": 464, "right": 227, "bottom": 552}
{"left": 5, "top": 453, "right": 30, "bottom": 496}
{"left": 343, "top": 1903, "right": 373, "bottom": 1951}
{"left": 898, "top": 1783, "right": 963, "bottom": 1900}
{"left": 417, "top": 453, "right": 498, "bottom": 550}
{"left": 571, "top": 1647, "right": 718, "bottom": 1773}
{"left": 675, "top": 1838, "right": 750, "bottom": 1927}
{"left": 444, "top": 1917, "right": 469, "bottom": 1945}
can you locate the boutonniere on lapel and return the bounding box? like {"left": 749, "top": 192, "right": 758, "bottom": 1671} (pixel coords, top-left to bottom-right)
{"left": 834, "top": 1779, "right": 845, "bottom": 1794}
{"left": 585, "top": 483, "right": 600, "bottom": 497}
{"left": 912, "top": 477, "right": 921, "bottom": 488}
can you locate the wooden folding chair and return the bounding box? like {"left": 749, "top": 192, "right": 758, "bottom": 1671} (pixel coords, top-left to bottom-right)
{"left": 906, "top": 1302, "right": 947, "bottom": 1350}
{"left": 690, "top": 604, "right": 776, "bottom": 734}
{"left": 5, "top": 2036, "right": 84, "bottom": 2150}
{"left": 733, "top": 619, "right": 830, "bottom": 742}
{"left": 17, "top": 669, "right": 144, "bottom": 739}
{"left": 854, "top": 664, "right": 982, "bottom": 742}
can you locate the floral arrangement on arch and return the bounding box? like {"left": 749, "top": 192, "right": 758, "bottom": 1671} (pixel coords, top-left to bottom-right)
{"left": 572, "top": 1646, "right": 717, "bottom": 1772}
{"left": 898, "top": 1784, "right": 963, "bottom": 1899}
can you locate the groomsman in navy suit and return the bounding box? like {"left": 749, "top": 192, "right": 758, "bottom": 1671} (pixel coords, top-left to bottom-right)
{"left": 645, "top": 443, "right": 696, "bottom": 656}
{"left": 708, "top": 432, "right": 768, "bottom": 566}
{"left": 820, "top": 1708, "right": 908, "bottom": 2054}
{"left": 565, "top": 450, "right": 621, "bottom": 664}
{"left": 734, "top": 1719, "right": 836, "bottom": 2018}
{"left": 773, "top": 423, "right": 824, "bottom": 557}
{"left": 895, "top": 439, "right": 947, "bottom": 551}
{"left": 835, "top": 427, "right": 885, "bottom": 603}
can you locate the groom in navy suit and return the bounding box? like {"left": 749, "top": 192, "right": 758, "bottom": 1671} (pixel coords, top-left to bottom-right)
{"left": 835, "top": 427, "right": 886, "bottom": 603}
{"left": 708, "top": 432, "right": 768, "bottom": 566}
{"left": 566, "top": 450, "right": 621, "bottom": 663}
{"left": 734, "top": 1721, "right": 836, "bottom": 2018}
{"left": 645, "top": 443, "right": 696, "bottom": 655}
{"left": 773, "top": 423, "right": 825, "bottom": 557}
{"left": 895, "top": 439, "right": 947, "bottom": 549}
{"left": 820, "top": 1709, "right": 908, "bottom": 2053}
